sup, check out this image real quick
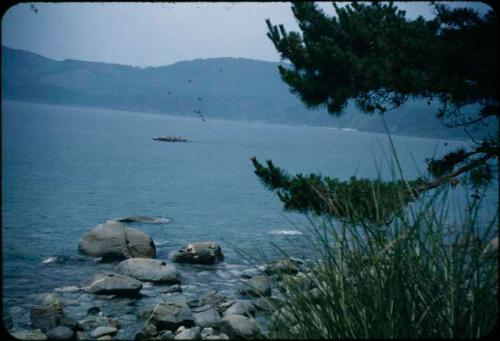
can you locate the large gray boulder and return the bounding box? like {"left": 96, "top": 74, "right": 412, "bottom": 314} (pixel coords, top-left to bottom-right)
{"left": 78, "top": 221, "right": 156, "bottom": 261}
{"left": 171, "top": 242, "right": 223, "bottom": 265}
{"left": 239, "top": 275, "right": 271, "bottom": 297}
{"left": 150, "top": 298, "right": 195, "bottom": 331}
{"left": 117, "top": 258, "right": 181, "bottom": 284}
{"left": 85, "top": 272, "right": 143, "bottom": 296}
{"left": 220, "top": 314, "right": 260, "bottom": 339}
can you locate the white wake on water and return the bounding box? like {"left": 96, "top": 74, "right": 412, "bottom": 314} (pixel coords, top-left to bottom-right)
{"left": 268, "top": 229, "right": 304, "bottom": 236}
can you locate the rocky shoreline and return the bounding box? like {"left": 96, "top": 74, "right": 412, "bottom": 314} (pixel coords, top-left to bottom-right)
{"left": 5, "top": 218, "right": 316, "bottom": 340}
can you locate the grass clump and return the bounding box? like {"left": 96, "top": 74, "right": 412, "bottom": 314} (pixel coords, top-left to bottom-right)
{"left": 268, "top": 186, "right": 498, "bottom": 339}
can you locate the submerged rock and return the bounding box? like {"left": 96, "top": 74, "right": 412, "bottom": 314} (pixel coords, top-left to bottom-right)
{"left": 239, "top": 275, "right": 271, "bottom": 297}
{"left": 85, "top": 272, "right": 143, "bottom": 296}
{"left": 117, "top": 258, "right": 181, "bottom": 284}
{"left": 78, "top": 221, "right": 156, "bottom": 261}
{"left": 171, "top": 242, "right": 224, "bottom": 265}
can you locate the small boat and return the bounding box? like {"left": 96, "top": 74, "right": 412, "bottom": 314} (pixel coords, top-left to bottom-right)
{"left": 153, "top": 136, "right": 187, "bottom": 142}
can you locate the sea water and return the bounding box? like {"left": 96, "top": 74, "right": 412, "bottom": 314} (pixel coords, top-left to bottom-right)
{"left": 2, "top": 100, "right": 497, "bottom": 332}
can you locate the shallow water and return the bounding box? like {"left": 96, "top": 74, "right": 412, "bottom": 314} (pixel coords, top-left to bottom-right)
{"left": 2, "top": 100, "right": 497, "bottom": 335}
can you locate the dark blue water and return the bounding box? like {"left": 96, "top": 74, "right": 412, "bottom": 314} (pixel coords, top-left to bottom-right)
{"left": 2, "top": 100, "right": 497, "bottom": 323}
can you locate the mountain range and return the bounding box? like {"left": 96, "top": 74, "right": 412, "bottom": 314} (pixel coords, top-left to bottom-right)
{"left": 2, "top": 45, "right": 495, "bottom": 139}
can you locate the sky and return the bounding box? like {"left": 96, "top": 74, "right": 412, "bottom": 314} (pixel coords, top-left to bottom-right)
{"left": 1, "top": 2, "right": 493, "bottom": 67}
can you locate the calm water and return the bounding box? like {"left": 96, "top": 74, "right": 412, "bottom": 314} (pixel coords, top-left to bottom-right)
{"left": 2, "top": 100, "right": 497, "bottom": 323}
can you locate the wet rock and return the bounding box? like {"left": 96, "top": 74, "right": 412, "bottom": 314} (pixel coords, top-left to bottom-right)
{"left": 45, "top": 326, "right": 75, "bottom": 340}
{"left": 263, "top": 259, "right": 300, "bottom": 276}
{"left": 135, "top": 324, "right": 158, "bottom": 340}
{"left": 76, "top": 317, "right": 120, "bottom": 331}
{"left": 41, "top": 293, "right": 64, "bottom": 308}
{"left": 30, "top": 304, "right": 64, "bottom": 332}
{"left": 90, "top": 326, "right": 118, "bottom": 338}
{"left": 87, "top": 307, "right": 101, "bottom": 316}
{"left": 187, "top": 298, "right": 202, "bottom": 309}
{"left": 10, "top": 329, "right": 48, "bottom": 340}
{"left": 85, "top": 272, "right": 142, "bottom": 296}
{"left": 223, "top": 300, "right": 255, "bottom": 317}
{"left": 116, "top": 215, "right": 164, "bottom": 224}
{"left": 59, "top": 316, "right": 79, "bottom": 331}
{"left": 200, "top": 327, "right": 229, "bottom": 340}
{"left": 78, "top": 221, "right": 156, "bottom": 261}
{"left": 200, "top": 291, "right": 227, "bottom": 307}
{"left": 171, "top": 242, "right": 223, "bottom": 265}
{"left": 280, "top": 272, "right": 312, "bottom": 293}
{"left": 239, "top": 275, "right": 271, "bottom": 297}
{"left": 158, "top": 330, "right": 175, "bottom": 340}
{"left": 163, "top": 284, "right": 182, "bottom": 294}
{"left": 96, "top": 336, "right": 113, "bottom": 340}
{"left": 117, "top": 258, "right": 181, "bottom": 284}
{"left": 149, "top": 299, "right": 194, "bottom": 331}
{"left": 220, "top": 314, "right": 260, "bottom": 339}
{"left": 192, "top": 308, "right": 221, "bottom": 328}
{"left": 174, "top": 326, "right": 200, "bottom": 340}
{"left": 253, "top": 297, "right": 279, "bottom": 312}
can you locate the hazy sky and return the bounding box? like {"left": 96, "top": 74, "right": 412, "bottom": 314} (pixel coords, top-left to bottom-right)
{"left": 1, "top": 2, "right": 492, "bottom": 67}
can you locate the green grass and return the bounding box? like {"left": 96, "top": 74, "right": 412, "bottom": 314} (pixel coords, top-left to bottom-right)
{"left": 267, "top": 185, "right": 498, "bottom": 338}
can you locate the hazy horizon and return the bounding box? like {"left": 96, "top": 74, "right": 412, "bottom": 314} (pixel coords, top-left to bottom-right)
{"left": 2, "top": 2, "right": 492, "bottom": 68}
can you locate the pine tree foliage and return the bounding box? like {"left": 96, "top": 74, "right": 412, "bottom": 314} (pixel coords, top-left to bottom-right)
{"left": 253, "top": 2, "right": 498, "bottom": 222}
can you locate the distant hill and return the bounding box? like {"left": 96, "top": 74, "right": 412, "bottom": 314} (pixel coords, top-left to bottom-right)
{"left": 2, "top": 46, "right": 495, "bottom": 139}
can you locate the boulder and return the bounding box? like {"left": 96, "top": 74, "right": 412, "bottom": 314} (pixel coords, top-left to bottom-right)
{"left": 239, "top": 275, "right": 271, "bottom": 297}
{"left": 78, "top": 221, "right": 156, "bottom": 261}
{"left": 150, "top": 299, "right": 194, "bottom": 331}
{"left": 220, "top": 314, "right": 260, "bottom": 339}
{"left": 223, "top": 300, "right": 255, "bottom": 317}
{"left": 192, "top": 308, "right": 221, "bottom": 328}
{"left": 76, "top": 317, "right": 120, "bottom": 331}
{"left": 117, "top": 258, "right": 181, "bottom": 284}
{"left": 171, "top": 242, "right": 223, "bottom": 265}
{"left": 85, "top": 272, "right": 143, "bottom": 296}
{"left": 45, "top": 326, "right": 75, "bottom": 340}
{"left": 174, "top": 326, "right": 200, "bottom": 340}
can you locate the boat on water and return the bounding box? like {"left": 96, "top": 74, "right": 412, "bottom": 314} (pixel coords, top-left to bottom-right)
{"left": 153, "top": 136, "right": 187, "bottom": 142}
